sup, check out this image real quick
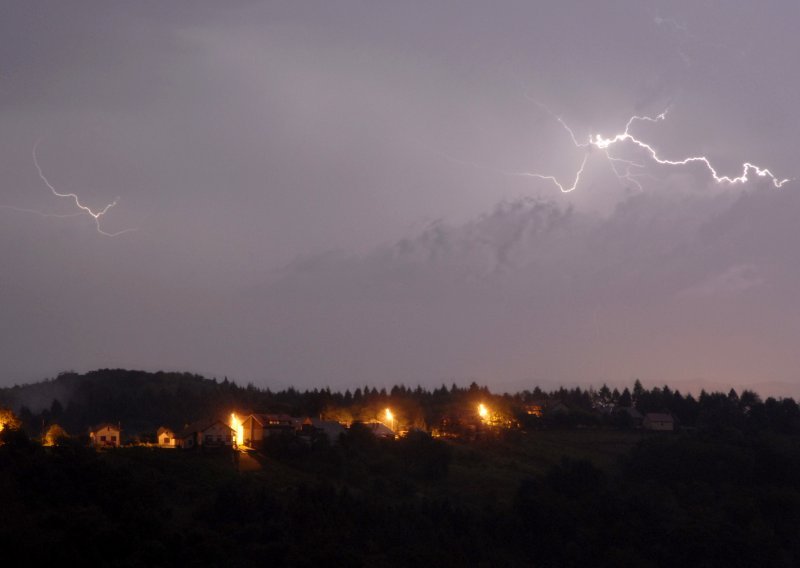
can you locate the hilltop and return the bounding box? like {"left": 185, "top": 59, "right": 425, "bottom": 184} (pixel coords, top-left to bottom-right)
{"left": 0, "top": 369, "right": 216, "bottom": 411}
{"left": 0, "top": 369, "right": 249, "bottom": 434}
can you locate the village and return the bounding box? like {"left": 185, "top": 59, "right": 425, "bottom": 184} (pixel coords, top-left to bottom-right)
{"left": 83, "top": 412, "right": 392, "bottom": 450}
{"left": 1, "top": 398, "right": 677, "bottom": 451}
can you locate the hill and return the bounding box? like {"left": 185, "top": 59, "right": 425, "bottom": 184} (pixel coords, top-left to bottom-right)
{"left": 4, "top": 369, "right": 800, "bottom": 441}
{"left": 3, "top": 370, "right": 800, "bottom": 565}
{"left": 0, "top": 369, "right": 252, "bottom": 434}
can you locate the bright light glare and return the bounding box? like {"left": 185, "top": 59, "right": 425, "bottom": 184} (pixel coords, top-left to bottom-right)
{"left": 230, "top": 413, "right": 244, "bottom": 447}
{"left": 478, "top": 404, "right": 489, "bottom": 419}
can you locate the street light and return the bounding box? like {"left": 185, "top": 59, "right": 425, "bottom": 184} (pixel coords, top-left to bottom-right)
{"left": 478, "top": 403, "right": 489, "bottom": 420}
{"left": 385, "top": 408, "right": 394, "bottom": 432}
{"left": 230, "top": 413, "right": 244, "bottom": 447}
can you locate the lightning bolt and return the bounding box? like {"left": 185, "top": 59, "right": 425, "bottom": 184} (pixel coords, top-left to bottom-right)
{"left": 29, "top": 143, "right": 136, "bottom": 237}
{"left": 518, "top": 100, "right": 793, "bottom": 193}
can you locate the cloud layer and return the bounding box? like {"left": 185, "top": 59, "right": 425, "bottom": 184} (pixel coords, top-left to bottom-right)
{"left": 240, "top": 182, "right": 800, "bottom": 394}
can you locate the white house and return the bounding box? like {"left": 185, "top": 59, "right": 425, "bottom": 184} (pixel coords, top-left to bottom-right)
{"left": 156, "top": 426, "right": 177, "bottom": 448}
{"left": 89, "top": 423, "right": 121, "bottom": 447}
{"left": 643, "top": 413, "right": 675, "bottom": 431}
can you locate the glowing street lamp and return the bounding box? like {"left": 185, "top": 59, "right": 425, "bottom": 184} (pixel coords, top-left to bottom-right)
{"left": 385, "top": 408, "right": 395, "bottom": 432}
{"left": 478, "top": 403, "right": 489, "bottom": 421}
{"left": 230, "top": 413, "right": 244, "bottom": 448}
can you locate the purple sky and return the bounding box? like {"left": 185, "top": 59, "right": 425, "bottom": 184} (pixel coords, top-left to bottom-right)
{"left": 2, "top": 1, "right": 799, "bottom": 395}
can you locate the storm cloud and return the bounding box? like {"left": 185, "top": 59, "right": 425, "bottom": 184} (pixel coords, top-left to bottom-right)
{"left": 1, "top": 1, "right": 798, "bottom": 395}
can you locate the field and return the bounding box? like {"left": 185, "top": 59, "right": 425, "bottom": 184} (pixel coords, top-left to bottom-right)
{"left": 97, "top": 429, "right": 645, "bottom": 510}
{"left": 95, "top": 428, "right": 645, "bottom": 512}
{"left": 430, "top": 430, "right": 645, "bottom": 506}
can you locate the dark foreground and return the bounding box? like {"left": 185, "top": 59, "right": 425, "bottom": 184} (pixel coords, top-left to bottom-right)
{"left": 2, "top": 427, "right": 800, "bottom": 567}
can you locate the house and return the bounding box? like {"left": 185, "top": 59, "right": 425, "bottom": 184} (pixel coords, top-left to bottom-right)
{"left": 524, "top": 398, "right": 548, "bottom": 417}
{"left": 157, "top": 426, "right": 177, "bottom": 448}
{"left": 242, "top": 413, "right": 296, "bottom": 447}
{"left": 643, "top": 413, "right": 675, "bottom": 431}
{"left": 89, "top": 423, "right": 121, "bottom": 448}
{"left": 0, "top": 408, "right": 20, "bottom": 431}
{"left": 43, "top": 424, "right": 69, "bottom": 446}
{"left": 364, "top": 421, "right": 395, "bottom": 439}
{"left": 524, "top": 404, "right": 543, "bottom": 417}
{"left": 300, "top": 418, "right": 346, "bottom": 442}
{"left": 179, "top": 420, "right": 235, "bottom": 450}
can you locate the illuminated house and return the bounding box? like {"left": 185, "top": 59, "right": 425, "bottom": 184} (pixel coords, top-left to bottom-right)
{"left": 241, "top": 414, "right": 296, "bottom": 447}
{"left": 156, "top": 426, "right": 177, "bottom": 447}
{"left": 524, "top": 404, "right": 544, "bottom": 417}
{"left": 0, "top": 408, "right": 21, "bottom": 432}
{"left": 43, "top": 424, "right": 69, "bottom": 446}
{"left": 179, "top": 420, "right": 234, "bottom": 449}
{"left": 89, "top": 423, "right": 121, "bottom": 448}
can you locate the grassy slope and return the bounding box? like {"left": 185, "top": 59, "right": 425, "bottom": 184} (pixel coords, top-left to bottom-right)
{"left": 94, "top": 429, "right": 643, "bottom": 511}
{"left": 438, "top": 430, "right": 645, "bottom": 507}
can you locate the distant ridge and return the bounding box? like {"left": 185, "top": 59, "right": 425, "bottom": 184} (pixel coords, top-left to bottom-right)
{"left": 0, "top": 369, "right": 244, "bottom": 434}
{"left": 0, "top": 369, "right": 221, "bottom": 413}
{"left": 3, "top": 368, "right": 798, "bottom": 438}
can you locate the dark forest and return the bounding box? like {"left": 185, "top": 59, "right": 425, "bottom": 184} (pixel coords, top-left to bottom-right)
{"left": 1, "top": 370, "right": 799, "bottom": 566}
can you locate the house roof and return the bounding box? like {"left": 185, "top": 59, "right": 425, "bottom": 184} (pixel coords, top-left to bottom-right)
{"left": 156, "top": 426, "right": 175, "bottom": 436}
{"left": 644, "top": 413, "right": 674, "bottom": 422}
{"left": 364, "top": 421, "right": 395, "bottom": 437}
{"left": 303, "top": 418, "right": 346, "bottom": 439}
{"left": 89, "top": 423, "right": 120, "bottom": 434}
{"left": 179, "top": 420, "right": 234, "bottom": 438}
{"left": 249, "top": 413, "right": 295, "bottom": 426}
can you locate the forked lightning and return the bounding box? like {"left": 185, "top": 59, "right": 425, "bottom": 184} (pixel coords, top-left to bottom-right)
{"left": 519, "top": 102, "right": 792, "bottom": 193}
{"left": 30, "top": 143, "right": 135, "bottom": 237}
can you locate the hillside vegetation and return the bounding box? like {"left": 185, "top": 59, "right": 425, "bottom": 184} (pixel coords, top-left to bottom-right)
{"left": 2, "top": 370, "right": 800, "bottom": 566}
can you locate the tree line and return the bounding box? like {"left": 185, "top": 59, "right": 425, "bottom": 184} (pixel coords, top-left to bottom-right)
{"left": 1, "top": 369, "right": 798, "bottom": 438}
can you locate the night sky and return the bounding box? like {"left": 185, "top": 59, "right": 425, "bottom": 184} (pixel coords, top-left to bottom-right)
{"left": 2, "top": 1, "right": 799, "bottom": 395}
